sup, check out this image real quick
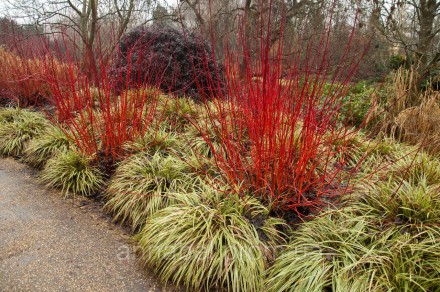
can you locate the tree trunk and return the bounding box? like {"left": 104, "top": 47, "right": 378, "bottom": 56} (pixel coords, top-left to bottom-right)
{"left": 239, "top": 0, "right": 253, "bottom": 79}
{"left": 413, "top": 0, "right": 437, "bottom": 96}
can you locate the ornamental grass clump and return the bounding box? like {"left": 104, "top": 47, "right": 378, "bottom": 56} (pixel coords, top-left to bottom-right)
{"left": 104, "top": 151, "right": 201, "bottom": 230}
{"left": 373, "top": 67, "right": 440, "bottom": 154}
{"left": 0, "top": 107, "right": 22, "bottom": 124}
{"left": 39, "top": 150, "right": 104, "bottom": 197}
{"left": 390, "top": 151, "right": 440, "bottom": 186}
{"left": 185, "top": 120, "right": 224, "bottom": 158}
{"left": 355, "top": 153, "right": 440, "bottom": 226}
{"left": 265, "top": 211, "right": 380, "bottom": 291}
{"left": 0, "top": 108, "right": 49, "bottom": 157}
{"left": 394, "top": 91, "right": 440, "bottom": 154}
{"left": 24, "top": 125, "right": 71, "bottom": 168}
{"left": 123, "top": 125, "right": 182, "bottom": 156}
{"left": 358, "top": 179, "right": 440, "bottom": 225}
{"left": 136, "top": 190, "right": 286, "bottom": 291}
{"left": 266, "top": 206, "right": 440, "bottom": 291}
{"left": 266, "top": 153, "right": 440, "bottom": 291}
{"left": 157, "top": 96, "right": 201, "bottom": 131}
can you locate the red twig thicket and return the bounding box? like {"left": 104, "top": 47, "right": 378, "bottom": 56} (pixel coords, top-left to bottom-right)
{"left": 0, "top": 19, "right": 58, "bottom": 106}
{"left": 40, "top": 35, "right": 161, "bottom": 168}
{"left": 193, "top": 1, "right": 370, "bottom": 215}
{"left": 0, "top": 2, "right": 373, "bottom": 215}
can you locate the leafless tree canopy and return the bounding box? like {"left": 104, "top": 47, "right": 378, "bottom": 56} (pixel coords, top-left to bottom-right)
{"left": 0, "top": 0, "right": 438, "bottom": 82}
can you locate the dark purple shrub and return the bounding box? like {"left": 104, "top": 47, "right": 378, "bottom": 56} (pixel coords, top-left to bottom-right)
{"left": 110, "top": 25, "right": 225, "bottom": 101}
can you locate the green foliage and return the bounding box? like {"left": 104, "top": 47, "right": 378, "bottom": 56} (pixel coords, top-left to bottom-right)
{"left": 24, "top": 125, "right": 71, "bottom": 168}
{"left": 391, "top": 152, "right": 440, "bottom": 186}
{"left": 266, "top": 211, "right": 379, "bottom": 291}
{"left": 341, "top": 81, "right": 375, "bottom": 127}
{"left": 359, "top": 179, "right": 440, "bottom": 225}
{"left": 136, "top": 190, "right": 286, "bottom": 291}
{"left": 185, "top": 120, "right": 223, "bottom": 158}
{"left": 124, "top": 125, "right": 182, "bottom": 156}
{"left": 105, "top": 152, "right": 201, "bottom": 230}
{"left": 157, "top": 96, "right": 200, "bottom": 130}
{"left": 380, "top": 228, "right": 440, "bottom": 291}
{"left": 356, "top": 153, "right": 440, "bottom": 226}
{"left": 39, "top": 150, "right": 104, "bottom": 197}
{"left": 267, "top": 209, "right": 440, "bottom": 291}
{"left": 388, "top": 54, "right": 406, "bottom": 71}
{"left": 266, "top": 153, "right": 440, "bottom": 292}
{"left": 328, "top": 132, "right": 366, "bottom": 167}
{"left": 0, "top": 107, "right": 22, "bottom": 124}
{"left": 0, "top": 108, "right": 49, "bottom": 156}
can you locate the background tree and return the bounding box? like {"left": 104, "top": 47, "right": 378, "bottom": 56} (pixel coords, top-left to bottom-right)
{"left": 1, "top": 0, "right": 164, "bottom": 80}
{"left": 177, "top": 0, "right": 327, "bottom": 77}
{"left": 371, "top": 0, "right": 440, "bottom": 94}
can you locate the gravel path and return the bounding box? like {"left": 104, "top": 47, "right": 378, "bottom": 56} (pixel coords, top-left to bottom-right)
{"left": 0, "top": 158, "right": 174, "bottom": 292}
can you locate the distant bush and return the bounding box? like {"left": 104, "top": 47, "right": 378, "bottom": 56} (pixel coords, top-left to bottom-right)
{"left": 388, "top": 54, "right": 406, "bottom": 71}
{"left": 341, "top": 81, "right": 376, "bottom": 127}
{"left": 0, "top": 47, "right": 69, "bottom": 107}
{"left": 0, "top": 48, "right": 48, "bottom": 106}
{"left": 110, "top": 25, "right": 225, "bottom": 101}
{"left": 394, "top": 91, "right": 440, "bottom": 153}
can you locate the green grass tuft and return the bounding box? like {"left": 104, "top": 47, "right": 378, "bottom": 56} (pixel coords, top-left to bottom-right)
{"left": 0, "top": 107, "right": 23, "bottom": 124}
{"left": 391, "top": 152, "right": 440, "bottom": 186}
{"left": 104, "top": 151, "right": 201, "bottom": 230}
{"left": 266, "top": 152, "right": 440, "bottom": 291}
{"left": 185, "top": 121, "right": 223, "bottom": 158}
{"left": 39, "top": 150, "right": 104, "bottom": 197}
{"left": 157, "top": 96, "right": 200, "bottom": 130}
{"left": 0, "top": 108, "right": 49, "bottom": 157}
{"left": 356, "top": 153, "right": 440, "bottom": 225}
{"left": 356, "top": 179, "right": 440, "bottom": 225}
{"left": 266, "top": 211, "right": 379, "bottom": 291}
{"left": 136, "top": 191, "right": 286, "bottom": 291}
{"left": 23, "top": 125, "right": 71, "bottom": 168}
{"left": 266, "top": 208, "right": 440, "bottom": 291}
{"left": 124, "top": 125, "right": 182, "bottom": 156}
